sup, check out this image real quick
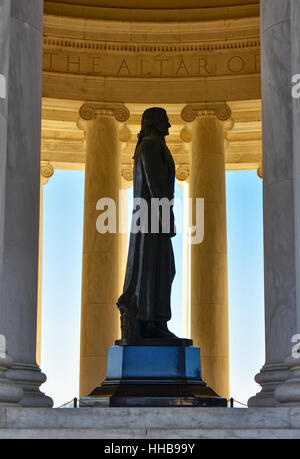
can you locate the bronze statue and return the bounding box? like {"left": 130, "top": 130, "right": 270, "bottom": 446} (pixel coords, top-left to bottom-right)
{"left": 86, "top": 107, "right": 227, "bottom": 407}
{"left": 89, "top": 108, "right": 226, "bottom": 406}
{"left": 116, "top": 107, "right": 182, "bottom": 344}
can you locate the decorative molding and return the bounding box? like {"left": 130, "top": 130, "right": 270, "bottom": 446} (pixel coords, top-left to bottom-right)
{"left": 43, "top": 37, "right": 260, "bottom": 55}
{"left": 79, "top": 102, "right": 130, "bottom": 123}
{"left": 42, "top": 12, "right": 260, "bottom": 100}
{"left": 176, "top": 166, "right": 190, "bottom": 182}
{"left": 43, "top": 41, "right": 261, "bottom": 80}
{"left": 180, "top": 126, "right": 192, "bottom": 143}
{"left": 40, "top": 161, "right": 54, "bottom": 185}
{"left": 181, "top": 102, "right": 232, "bottom": 123}
{"left": 41, "top": 98, "right": 262, "bottom": 173}
{"left": 122, "top": 163, "right": 190, "bottom": 183}
{"left": 257, "top": 163, "right": 263, "bottom": 179}
{"left": 223, "top": 117, "right": 235, "bottom": 131}
{"left": 121, "top": 167, "right": 134, "bottom": 182}
{"left": 119, "top": 125, "right": 132, "bottom": 143}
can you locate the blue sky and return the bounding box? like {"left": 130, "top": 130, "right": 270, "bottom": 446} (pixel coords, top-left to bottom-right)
{"left": 41, "top": 169, "right": 265, "bottom": 407}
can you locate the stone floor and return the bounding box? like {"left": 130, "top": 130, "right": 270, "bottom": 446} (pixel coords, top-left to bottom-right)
{"left": 0, "top": 407, "right": 300, "bottom": 439}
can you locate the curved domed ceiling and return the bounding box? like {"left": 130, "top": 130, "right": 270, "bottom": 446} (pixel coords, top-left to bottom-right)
{"left": 44, "top": 0, "right": 260, "bottom": 21}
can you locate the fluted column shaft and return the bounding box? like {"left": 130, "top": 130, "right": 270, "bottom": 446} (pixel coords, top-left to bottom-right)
{"left": 0, "top": 0, "right": 52, "bottom": 407}
{"left": 79, "top": 103, "right": 129, "bottom": 397}
{"left": 182, "top": 181, "right": 191, "bottom": 338}
{"left": 36, "top": 162, "right": 55, "bottom": 367}
{"left": 0, "top": 4, "right": 23, "bottom": 406}
{"left": 249, "top": 0, "right": 300, "bottom": 407}
{"left": 182, "top": 103, "right": 231, "bottom": 399}
{"left": 119, "top": 176, "right": 130, "bottom": 295}
{"left": 0, "top": 1, "right": 10, "bottom": 286}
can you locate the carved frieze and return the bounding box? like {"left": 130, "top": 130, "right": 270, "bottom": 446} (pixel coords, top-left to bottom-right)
{"left": 43, "top": 37, "right": 260, "bottom": 79}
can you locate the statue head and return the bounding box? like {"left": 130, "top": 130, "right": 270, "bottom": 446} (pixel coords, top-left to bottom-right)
{"left": 140, "top": 107, "right": 171, "bottom": 138}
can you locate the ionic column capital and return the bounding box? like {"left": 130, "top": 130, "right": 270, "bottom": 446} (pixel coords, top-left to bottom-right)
{"left": 121, "top": 166, "right": 134, "bottom": 183}
{"left": 176, "top": 165, "right": 190, "bottom": 182}
{"left": 181, "top": 102, "right": 234, "bottom": 130}
{"left": 40, "top": 161, "right": 54, "bottom": 186}
{"left": 257, "top": 163, "right": 263, "bottom": 180}
{"left": 79, "top": 102, "right": 130, "bottom": 124}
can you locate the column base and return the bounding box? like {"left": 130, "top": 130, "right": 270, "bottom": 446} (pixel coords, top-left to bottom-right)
{"left": 6, "top": 363, "right": 53, "bottom": 408}
{"left": 0, "top": 355, "right": 24, "bottom": 407}
{"left": 248, "top": 363, "right": 289, "bottom": 407}
{"left": 275, "top": 355, "right": 300, "bottom": 406}
{"left": 80, "top": 345, "right": 227, "bottom": 408}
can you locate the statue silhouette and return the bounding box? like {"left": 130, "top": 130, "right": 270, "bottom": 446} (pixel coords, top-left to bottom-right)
{"left": 116, "top": 107, "right": 186, "bottom": 344}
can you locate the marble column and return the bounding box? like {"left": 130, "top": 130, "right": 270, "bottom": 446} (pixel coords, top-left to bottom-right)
{"left": 119, "top": 127, "right": 132, "bottom": 298}
{"left": 36, "top": 162, "right": 55, "bottom": 367}
{"left": 119, "top": 175, "right": 130, "bottom": 298}
{"left": 0, "top": 0, "right": 22, "bottom": 406}
{"left": 249, "top": 0, "right": 300, "bottom": 407}
{"left": 175, "top": 161, "right": 192, "bottom": 339}
{"left": 178, "top": 132, "right": 193, "bottom": 339}
{"left": 0, "top": 335, "right": 23, "bottom": 406}
{"left": 0, "top": 0, "right": 10, "bottom": 294}
{"left": 181, "top": 103, "right": 232, "bottom": 399}
{"left": 78, "top": 102, "right": 130, "bottom": 397}
{"left": 182, "top": 180, "right": 191, "bottom": 339}
{"left": 0, "top": 0, "right": 53, "bottom": 407}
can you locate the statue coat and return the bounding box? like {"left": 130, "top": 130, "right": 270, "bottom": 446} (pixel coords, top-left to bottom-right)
{"left": 117, "top": 135, "right": 176, "bottom": 322}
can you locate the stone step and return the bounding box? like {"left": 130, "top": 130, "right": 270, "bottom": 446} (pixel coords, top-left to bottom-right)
{"left": 0, "top": 407, "right": 300, "bottom": 439}
{"left": 0, "top": 428, "right": 300, "bottom": 439}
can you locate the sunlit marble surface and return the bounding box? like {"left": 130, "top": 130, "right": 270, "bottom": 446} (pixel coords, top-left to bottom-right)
{"left": 250, "top": 0, "right": 300, "bottom": 407}
{"left": 0, "top": 407, "right": 300, "bottom": 439}
{"left": 0, "top": 0, "right": 52, "bottom": 407}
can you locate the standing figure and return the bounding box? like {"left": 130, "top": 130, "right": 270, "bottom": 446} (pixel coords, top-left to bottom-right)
{"left": 117, "top": 107, "right": 180, "bottom": 343}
